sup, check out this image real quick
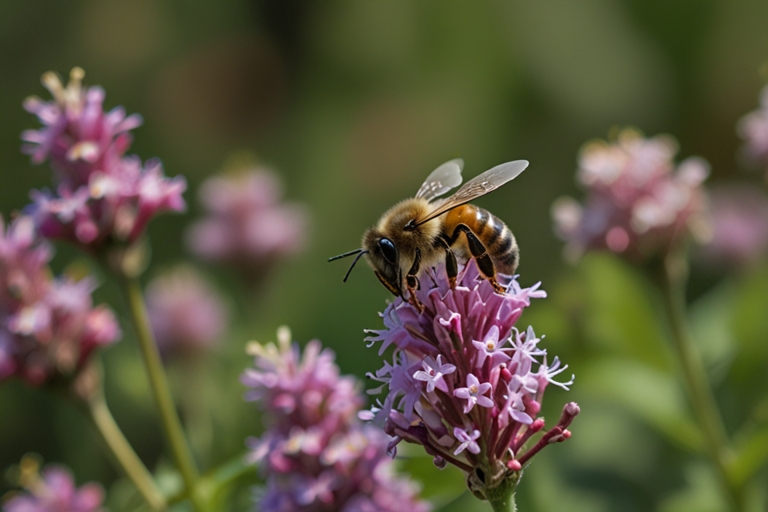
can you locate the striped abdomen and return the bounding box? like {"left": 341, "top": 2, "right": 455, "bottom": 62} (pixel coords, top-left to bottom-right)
{"left": 443, "top": 204, "right": 519, "bottom": 274}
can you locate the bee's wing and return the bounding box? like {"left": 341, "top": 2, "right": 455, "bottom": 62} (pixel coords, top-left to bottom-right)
{"left": 415, "top": 159, "right": 464, "bottom": 202}
{"left": 414, "top": 160, "right": 529, "bottom": 226}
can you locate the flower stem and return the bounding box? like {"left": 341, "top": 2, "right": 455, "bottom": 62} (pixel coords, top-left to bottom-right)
{"left": 660, "top": 251, "right": 743, "bottom": 511}
{"left": 87, "top": 388, "right": 167, "bottom": 510}
{"left": 121, "top": 276, "right": 203, "bottom": 511}
{"left": 487, "top": 488, "right": 517, "bottom": 512}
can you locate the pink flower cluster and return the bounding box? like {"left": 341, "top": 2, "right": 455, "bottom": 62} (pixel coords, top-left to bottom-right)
{"left": 146, "top": 266, "right": 229, "bottom": 355}
{"left": 0, "top": 216, "right": 120, "bottom": 386}
{"left": 699, "top": 185, "right": 768, "bottom": 268}
{"left": 3, "top": 463, "right": 104, "bottom": 512}
{"left": 739, "top": 85, "right": 768, "bottom": 174}
{"left": 22, "top": 68, "right": 186, "bottom": 252}
{"left": 241, "top": 328, "right": 430, "bottom": 512}
{"left": 364, "top": 263, "right": 577, "bottom": 498}
{"left": 552, "top": 129, "right": 709, "bottom": 261}
{"left": 186, "top": 169, "right": 307, "bottom": 279}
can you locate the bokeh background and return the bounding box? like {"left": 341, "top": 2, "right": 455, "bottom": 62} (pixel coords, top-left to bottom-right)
{"left": 2, "top": 1, "right": 768, "bottom": 511}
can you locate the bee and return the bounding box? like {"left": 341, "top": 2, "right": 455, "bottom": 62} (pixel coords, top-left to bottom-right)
{"left": 329, "top": 159, "right": 529, "bottom": 311}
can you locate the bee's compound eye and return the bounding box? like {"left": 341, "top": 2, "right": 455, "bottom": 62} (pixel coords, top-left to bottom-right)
{"left": 378, "top": 238, "right": 398, "bottom": 265}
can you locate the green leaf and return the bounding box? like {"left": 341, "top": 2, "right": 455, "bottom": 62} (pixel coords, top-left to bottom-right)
{"left": 525, "top": 452, "right": 611, "bottom": 512}
{"left": 728, "top": 264, "right": 768, "bottom": 384}
{"left": 579, "top": 253, "right": 674, "bottom": 372}
{"left": 580, "top": 357, "right": 703, "bottom": 452}
{"left": 658, "top": 462, "right": 727, "bottom": 512}
{"left": 687, "top": 281, "right": 737, "bottom": 382}
{"left": 730, "top": 423, "right": 768, "bottom": 488}
{"left": 197, "top": 453, "right": 258, "bottom": 511}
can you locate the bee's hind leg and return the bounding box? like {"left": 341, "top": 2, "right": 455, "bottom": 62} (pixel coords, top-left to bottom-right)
{"left": 449, "top": 224, "right": 505, "bottom": 294}
{"left": 437, "top": 236, "right": 459, "bottom": 289}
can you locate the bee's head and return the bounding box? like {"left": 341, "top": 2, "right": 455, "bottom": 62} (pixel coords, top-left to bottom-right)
{"left": 362, "top": 228, "right": 402, "bottom": 297}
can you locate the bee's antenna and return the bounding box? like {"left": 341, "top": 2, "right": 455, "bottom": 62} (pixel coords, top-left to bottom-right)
{"left": 342, "top": 250, "right": 369, "bottom": 282}
{"left": 328, "top": 248, "right": 363, "bottom": 262}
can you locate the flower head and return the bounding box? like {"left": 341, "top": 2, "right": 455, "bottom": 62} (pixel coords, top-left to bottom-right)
{"left": 697, "top": 184, "right": 768, "bottom": 268}
{"left": 145, "top": 265, "right": 229, "bottom": 356}
{"left": 552, "top": 128, "right": 709, "bottom": 262}
{"left": 22, "top": 68, "right": 186, "bottom": 253}
{"left": 242, "top": 327, "right": 430, "bottom": 512}
{"left": 186, "top": 168, "right": 307, "bottom": 282}
{"left": 3, "top": 456, "right": 104, "bottom": 512}
{"left": 364, "top": 262, "right": 577, "bottom": 501}
{"left": 0, "top": 215, "right": 120, "bottom": 386}
{"left": 738, "top": 85, "right": 768, "bottom": 175}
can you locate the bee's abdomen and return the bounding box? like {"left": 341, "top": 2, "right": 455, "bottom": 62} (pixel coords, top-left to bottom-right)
{"left": 444, "top": 205, "right": 519, "bottom": 274}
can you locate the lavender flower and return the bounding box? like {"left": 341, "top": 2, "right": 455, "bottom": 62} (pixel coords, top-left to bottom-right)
{"left": 186, "top": 168, "right": 307, "bottom": 281}
{"left": 738, "top": 85, "right": 768, "bottom": 174}
{"left": 22, "top": 68, "right": 186, "bottom": 253}
{"left": 0, "top": 215, "right": 120, "bottom": 385}
{"left": 242, "top": 327, "right": 430, "bottom": 512}
{"left": 145, "top": 265, "right": 229, "bottom": 355}
{"left": 3, "top": 458, "right": 104, "bottom": 512}
{"left": 552, "top": 128, "right": 709, "bottom": 262}
{"left": 698, "top": 184, "right": 768, "bottom": 268}
{"left": 364, "top": 262, "right": 578, "bottom": 502}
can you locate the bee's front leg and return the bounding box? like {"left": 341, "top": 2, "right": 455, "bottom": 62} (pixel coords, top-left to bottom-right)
{"left": 405, "top": 248, "right": 424, "bottom": 312}
{"left": 405, "top": 274, "right": 424, "bottom": 313}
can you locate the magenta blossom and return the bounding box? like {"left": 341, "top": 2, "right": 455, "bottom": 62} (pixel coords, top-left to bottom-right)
{"left": 3, "top": 460, "right": 104, "bottom": 512}
{"left": 738, "top": 85, "right": 768, "bottom": 175}
{"left": 186, "top": 168, "right": 307, "bottom": 281}
{"left": 241, "top": 327, "right": 430, "bottom": 512}
{"left": 0, "top": 215, "right": 120, "bottom": 386}
{"left": 364, "top": 262, "right": 578, "bottom": 502}
{"left": 552, "top": 128, "right": 709, "bottom": 262}
{"left": 22, "top": 68, "right": 186, "bottom": 253}
{"left": 146, "top": 265, "right": 229, "bottom": 355}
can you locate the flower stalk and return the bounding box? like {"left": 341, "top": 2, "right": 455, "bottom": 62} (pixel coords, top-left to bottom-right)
{"left": 660, "top": 249, "right": 743, "bottom": 512}
{"left": 85, "top": 384, "right": 167, "bottom": 510}
{"left": 486, "top": 480, "right": 517, "bottom": 512}
{"left": 121, "top": 276, "right": 203, "bottom": 511}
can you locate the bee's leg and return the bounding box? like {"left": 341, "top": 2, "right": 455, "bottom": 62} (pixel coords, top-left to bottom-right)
{"left": 374, "top": 271, "right": 400, "bottom": 296}
{"left": 449, "top": 224, "right": 505, "bottom": 294}
{"left": 406, "top": 249, "right": 424, "bottom": 312}
{"left": 437, "top": 236, "right": 459, "bottom": 289}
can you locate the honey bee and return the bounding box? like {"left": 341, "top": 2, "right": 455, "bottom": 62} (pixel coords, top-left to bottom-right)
{"left": 329, "top": 159, "right": 529, "bottom": 310}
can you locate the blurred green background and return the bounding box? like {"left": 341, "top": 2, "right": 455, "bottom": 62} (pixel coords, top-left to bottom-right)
{"left": 2, "top": 1, "right": 768, "bottom": 511}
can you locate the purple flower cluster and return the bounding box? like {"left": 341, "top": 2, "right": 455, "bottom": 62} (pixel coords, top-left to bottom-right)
{"left": 241, "top": 327, "right": 430, "bottom": 512}
{"left": 146, "top": 265, "right": 229, "bottom": 355}
{"left": 552, "top": 128, "right": 709, "bottom": 261}
{"left": 364, "top": 262, "right": 578, "bottom": 499}
{"left": 3, "top": 461, "right": 104, "bottom": 512}
{"left": 22, "top": 68, "right": 186, "bottom": 253}
{"left": 186, "top": 168, "right": 307, "bottom": 280}
{"left": 0, "top": 215, "right": 120, "bottom": 386}
{"left": 739, "top": 85, "right": 768, "bottom": 174}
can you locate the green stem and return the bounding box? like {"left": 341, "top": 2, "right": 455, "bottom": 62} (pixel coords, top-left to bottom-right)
{"left": 660, "top": 251, "right": 743, "bottom": 511}
{"left": 487, "top": 489, "right": 517, "bottom": 512}
{"left": 87, "top": 389, "right": 167, "bottom": 510}
{"left": 121, "top": 277, "right": 204, "bottom": 512}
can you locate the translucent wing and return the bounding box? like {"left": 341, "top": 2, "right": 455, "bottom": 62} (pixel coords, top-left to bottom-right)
{"left": 415, "top": 159, "right": 464, "bottom": 202}
{"left": 415, "top": 160, "right": 529, "bottom": 225}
